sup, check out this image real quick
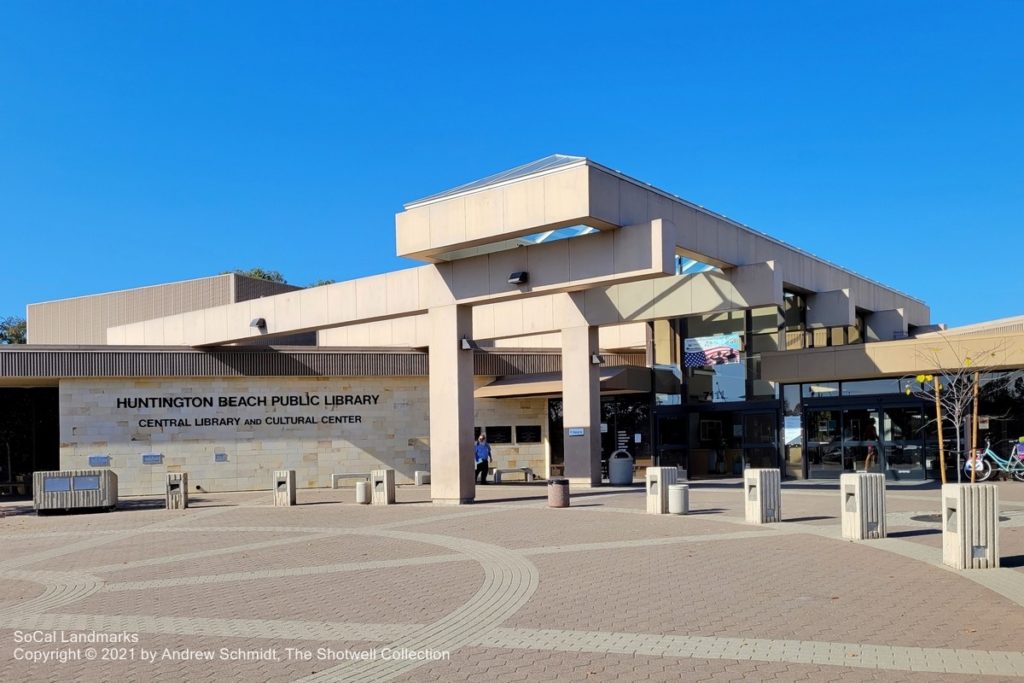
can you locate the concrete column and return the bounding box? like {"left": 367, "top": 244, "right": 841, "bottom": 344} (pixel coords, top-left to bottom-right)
{"left": 428, "top": 304, "right": 475, "bottom": 504}
{"left": 561, "top": 323, "right": 601, "bottom": 486}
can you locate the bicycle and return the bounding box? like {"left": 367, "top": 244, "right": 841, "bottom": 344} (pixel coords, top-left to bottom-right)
{"left": 963, "top": 437, "right": 1024, "bottom": 482}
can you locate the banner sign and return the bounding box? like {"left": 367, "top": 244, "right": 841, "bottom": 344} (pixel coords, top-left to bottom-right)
{"left": 683, "top": 333, "right": 741, "bottom": 368}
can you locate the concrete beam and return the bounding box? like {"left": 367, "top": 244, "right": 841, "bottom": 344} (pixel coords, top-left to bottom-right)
{"left": 806, "top": 289, "right": 854, "bottom": 329}
{"left": 110, "top": 219, "right": 674, "bottom": 347}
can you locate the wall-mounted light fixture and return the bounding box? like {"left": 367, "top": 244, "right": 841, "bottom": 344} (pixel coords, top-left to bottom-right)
{"left": 591, "top": 353, "right": 604, "bottom": 365}
{"left": 250, "top": 317, "right": 267, "bottom": 330}
{"left": 460, "top": 337, "right": 475, "bottom": 351}
{"left": 507, "top": 271, "right": 529, "bottom": 285}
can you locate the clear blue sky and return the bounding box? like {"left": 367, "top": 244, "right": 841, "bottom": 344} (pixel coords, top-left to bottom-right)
{"left": 1, "top": 1, "right": 1021, "bottom": 328}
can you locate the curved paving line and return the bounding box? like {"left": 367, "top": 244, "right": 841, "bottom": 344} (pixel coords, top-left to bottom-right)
{"left": 0, "top": 569, "right": 104, "bottom": 620}
{"left": 0, "top": 506, "right": 231, "bottom": 571}
{"left": 297, "top": 528, "right": 540, "bottom": 683}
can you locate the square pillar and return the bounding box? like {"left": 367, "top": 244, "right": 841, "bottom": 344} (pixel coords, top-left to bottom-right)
{"left": 371, "top": 468, "right": 397, "bottom": 505}
{"left": 646, "top": 466, "right": 678, "bottom": 514}
{"left": 840, "top": 473, "right": 886, "bottom": 540}
{"left": 942, "top": 483, "right": 999, "bottom": 569}
{"left": 429, "top": 304, "right": 476, "bottom": 504}
{"left": 562, "top": 324, "right": 601, "bottom": 486}
{"left": 744, "top": 468, "right": 781, "bottom": 524}
{"left": 165, "top": 472, "right": 189, "bottom": 510}
{"left": 273, "top": 470, "right": 296, "bottom": 507}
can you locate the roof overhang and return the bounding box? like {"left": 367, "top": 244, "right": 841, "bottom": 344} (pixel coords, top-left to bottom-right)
{"left": 762, "top": 330, "right": 1024, "bottom": 385}
{"left": 474, "top": 366, "right": 651, "bottom": 400}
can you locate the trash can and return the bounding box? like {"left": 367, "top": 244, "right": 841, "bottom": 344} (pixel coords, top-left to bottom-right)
{"left": 371, "top": 468, "right": 396, "bottom": 505}
{"left": 668, "top": 484, "right": 689, "bottom": 515}
{"left": 355, "top": 480, "right": 371, "bottom": 504}
{"left": 744, "top": 468, "right": 781, "bottom": 524}
{"left": 840, "top": 473, "right": 885, "bottom": 540}
{"left": 646, "top": 466, "right": 678, "bottom": 514}
{"left": 547, "top": 478, "right": 569, "bottom": 508}
{"left": 165, "top": 472, "right": 189, "bottom": 510}
{"left": 273, "top": 470, "right": 296, "bottom": 507}
{"left": 608, "top": 450, "right": 634, "bottom": 486}
{"left": 942, "top": 483, "right": 999, "bottom": 569}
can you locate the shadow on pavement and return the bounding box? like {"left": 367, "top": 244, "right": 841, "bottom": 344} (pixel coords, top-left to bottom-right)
{"left": 889, "top": 528, "right": 942, "bottom": 538}
{"left": 1001, "top": 555, "right": 1024, "bottom": 568}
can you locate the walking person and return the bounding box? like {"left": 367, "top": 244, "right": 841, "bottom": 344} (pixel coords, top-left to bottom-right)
{"left": 475, "top": 433, "right": 492, "bottom": 484}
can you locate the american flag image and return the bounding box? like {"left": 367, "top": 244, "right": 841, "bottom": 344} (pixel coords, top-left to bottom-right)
{"left": 683, "top": 334, "right": 741, "bottom": 368}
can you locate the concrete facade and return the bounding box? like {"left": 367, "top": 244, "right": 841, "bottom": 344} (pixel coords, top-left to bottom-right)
{"left": 7, "top": 154, "right": 956, "bottom": 499}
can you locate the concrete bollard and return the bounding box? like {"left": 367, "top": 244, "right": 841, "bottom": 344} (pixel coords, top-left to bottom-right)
{"left": 273, "top": 470, "right": 296, "bottom": 507}
{"left": 355, "top": 480, "right": 371, "bottom": 504}
{"left": 646, "top": 467, "right": 678, "bottom": 514}
{"left": 414, "top": 470, "right": 430, "bottom": 486}
{"left": 840, "top": 473, "right": 886, "bottom": 540}
{"left": 668, "top": 484, "right": 689, "bottom": 515}
{"left": 371, "top": 468, "right": 396, "bottom": 505}
{"left": 942, "top": 483, "right": 999, "bottom": 569}
{"left": 547, "top": 478, "right": 569, "bottom": 508}
{"left": 744, "top": 468, "right": 781, "bottom": 524}
{"left": 165, "top": 472, "right": 189, "bottom": 510}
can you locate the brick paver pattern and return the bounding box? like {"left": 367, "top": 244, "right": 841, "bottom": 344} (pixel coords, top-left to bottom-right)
{"left": 2, "top": 480, "right": 1024, "bottom": 682}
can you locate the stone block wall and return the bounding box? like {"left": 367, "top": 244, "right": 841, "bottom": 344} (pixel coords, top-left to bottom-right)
{"left": 60, "top": 376, "right": 550, "bottom": 495}
{"left": 474, "top": 387, "right": 549, "bottom": 477}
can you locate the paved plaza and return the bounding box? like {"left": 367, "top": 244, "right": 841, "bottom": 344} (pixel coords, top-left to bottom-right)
{"left": 2, "top": 479, "right": 1024, "bottom": 682}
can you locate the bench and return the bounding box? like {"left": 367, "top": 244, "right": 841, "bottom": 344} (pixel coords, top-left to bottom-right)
{"left": 492, "top": 467, "right": 535, "bottom": 483}
{"left": 331, "top": 473, "right": 370, "bottom": 489}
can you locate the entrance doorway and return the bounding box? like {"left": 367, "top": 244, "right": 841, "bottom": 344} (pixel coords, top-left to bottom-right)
{"left": 0, "top": 388, "right": 60, "bottom": 497}
{"left": 805, "top": 401, "right": 928, "bottom": 479}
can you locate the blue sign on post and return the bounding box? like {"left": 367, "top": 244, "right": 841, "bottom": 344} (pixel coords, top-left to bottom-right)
{"left": 567, "top": 428, "right": 585, "bottom": 437}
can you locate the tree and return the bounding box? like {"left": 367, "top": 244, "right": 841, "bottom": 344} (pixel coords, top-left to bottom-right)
{"left": 306, "top": 279, "right": 337, "bottom": 287}
{"left": 227, "top": 268, "right": 287, "bottom": 283}
{"left": 904, "top": 336, "right": 1014, "bottom": 483}
{"left": 0, "top": 316, "right": 26, "bottom": 344}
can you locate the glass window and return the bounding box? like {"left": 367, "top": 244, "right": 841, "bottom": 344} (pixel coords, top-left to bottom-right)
{"left": 484, "top": 426, "right": 512, "bottom": 443}
{"left": 841, "top": 379, "right": 901, "bottom": 396}
{"left": 515, "top": 425, "right": 542, "bottom": 443}
{"left": 802, "top": 382, "right": 839, "bottom": 398}
{"left": 783, "top": 385, "right": 802, "bottom": 417}
{"left": 783, "top": 291, "right": 806, "bottom": 331}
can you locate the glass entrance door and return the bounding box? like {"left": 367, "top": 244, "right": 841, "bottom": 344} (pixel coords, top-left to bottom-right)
{"left": 882, "top": 407, "right": 927, "bottom": 480}
{"left": 843, "top": 408, "right": 881, "bottom": 474}
{"left": 807, "top": 409, "right": 843, "bottom": 478}
{"left": 742, "top": 412, "right": 778, "bottom": 469}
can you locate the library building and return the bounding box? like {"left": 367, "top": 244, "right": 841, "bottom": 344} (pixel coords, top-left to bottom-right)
{"left": 2, "top": 155, "right": 1022, "bottom": 502}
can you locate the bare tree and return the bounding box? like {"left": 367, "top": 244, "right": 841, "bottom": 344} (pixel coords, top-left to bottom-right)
{"left": 904, "top": 336, "right": 1013, "bottom": 484}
